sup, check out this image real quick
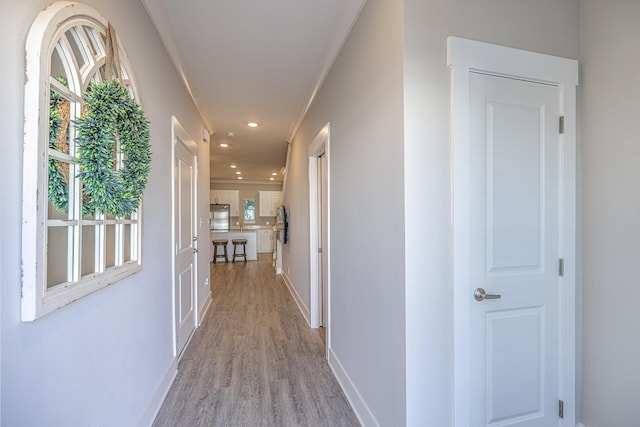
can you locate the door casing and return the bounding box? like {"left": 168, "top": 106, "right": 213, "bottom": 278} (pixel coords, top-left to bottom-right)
{"left": 448, "top": 37, "right": 578, "bottom": 426}
{"left": 308, "top": 123, "right": 330, "bottom": 355}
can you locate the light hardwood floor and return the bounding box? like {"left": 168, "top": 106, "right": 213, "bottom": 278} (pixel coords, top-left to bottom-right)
{"left": 152, "top": 254, "right": 361, "bottom": 427}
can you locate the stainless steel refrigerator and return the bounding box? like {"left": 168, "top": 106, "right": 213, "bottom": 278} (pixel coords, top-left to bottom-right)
{"left": 210, "top": 204, "right": 230, "bottom": 230}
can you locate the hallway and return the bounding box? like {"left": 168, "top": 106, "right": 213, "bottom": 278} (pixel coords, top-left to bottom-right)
{"left": 152, "top": 255, "right": 361, "bottom": 427}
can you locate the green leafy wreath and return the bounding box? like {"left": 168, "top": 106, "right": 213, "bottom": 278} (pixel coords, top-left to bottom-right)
{"left": 49, "top": 80, "right": 151, "bottom": 217}
{"left": 76, "top": 81, "right": 151, "bottom": 217}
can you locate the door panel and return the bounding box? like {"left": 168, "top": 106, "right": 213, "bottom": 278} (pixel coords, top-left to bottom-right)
{"left": 178, "top": 265, "right": 193, "bottom": 330}
{"left": 469, "top": 72, "right": 561, "bottom": 427}
{"left": 487, "top": 101, "right": 542, "bottom": 272}
{"left": 486, "top": 307, "right": 544, "bottom": 423}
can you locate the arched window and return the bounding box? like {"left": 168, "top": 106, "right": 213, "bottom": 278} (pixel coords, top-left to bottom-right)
{"left": 22, "top": 2, "right": 143, "bottom": 321}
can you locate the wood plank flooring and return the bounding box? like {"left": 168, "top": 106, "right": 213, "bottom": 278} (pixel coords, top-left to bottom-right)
{"left": 152, "top": 255, "right": 361, "bottom": 427}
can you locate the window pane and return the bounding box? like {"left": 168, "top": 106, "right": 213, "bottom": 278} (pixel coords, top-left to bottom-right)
{"left": 123, "top": 224, "right": 131, "bottom": 262}
{"left": 82, "top": 26, "right": 97, "bottom": 56}
{"left": 48, "top": 159, "right": 71, "bottom": 219}
{"left": 81, "top": 225, "right": 96, "bottom": 276}
{"left": 50, "top": 47, "right": 71, "bottom": 90}
{"left": 81, "top": 181, "right": 96, "bottom": 219}
{"left": 120, "top": 65, "right": 129, "bottom": 79}
{"left": 47, "top": 226, "right": 70, "bottom": 288}
{"left": 83, "top": 26, "right": 104, "bottom": 56}
{"left": 65, "top": 28, "right": 87, "bottom": 70}
{"left": 90, "top": 70, "right": 102, "bottom": 85}
{"left": 244, "top": 199, "right": 255, "bottom": 221}
{"left": 49, "top": 91, "right": 71, "bottom": 155}
{"left": 106, "top": 224, "right": 116, "bottom": 268}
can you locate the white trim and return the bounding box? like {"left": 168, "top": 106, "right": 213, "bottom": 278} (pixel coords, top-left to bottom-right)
{"left": 328, "top": 347, "right": 379, "bottom": 427}
{"left": 171, "top": 116, "right": 200, "bottom": 356}
{"left": 280, "top": 272, "right": 311, "bottom": 325}
{"left": 135, "top": 358, "right": 178, "bottom": 427}
{"left": 447, "top": 37, "right": 578, "bottom": 87}
{"left": 199, "top": 291, "right": 212, "bottom": 324}
{"left": 448, "top": 36, "right": 578, "bottom": 427}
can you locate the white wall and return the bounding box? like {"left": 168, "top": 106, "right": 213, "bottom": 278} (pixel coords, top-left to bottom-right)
{"left": 403, "top": 1, "right": 580, "bottom": 424}
{"left": 284, "top": 0, "right": 581, "bottom": 425}
{"left": 283, "top": 0, "right": 406, "bottom": 425}
{"left": 580, "top": 2, "right": 640, "bottom": 426}
{"left": 0, "top": 1, "right": 210, "bottom": 425}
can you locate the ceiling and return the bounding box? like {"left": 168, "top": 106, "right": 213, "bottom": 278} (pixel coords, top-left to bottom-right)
{"left": 141, "top": 0, "right": 364, "bottom": 184}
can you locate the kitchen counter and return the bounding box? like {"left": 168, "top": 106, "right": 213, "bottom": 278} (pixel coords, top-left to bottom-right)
{"left": 229, "top": 225, "right": 274, "bottom": 231}
{"left": 210, "top": 230, "right": 258, "bottom": 262}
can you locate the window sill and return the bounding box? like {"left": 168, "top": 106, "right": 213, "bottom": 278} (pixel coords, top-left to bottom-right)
{"left": 22, "top": 262, "right": 142, "bottom": 321}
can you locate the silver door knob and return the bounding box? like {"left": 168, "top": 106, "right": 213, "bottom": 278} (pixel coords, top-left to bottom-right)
{"left": 474, "top": 288, "right": 501, "bottom": 301}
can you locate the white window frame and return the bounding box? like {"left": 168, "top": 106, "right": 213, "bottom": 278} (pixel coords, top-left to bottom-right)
{"left": 22, "top": 2, "right": 143, "bottom": 321}
{"left": 243, "top": 198, "right": 256, "bottom": 223}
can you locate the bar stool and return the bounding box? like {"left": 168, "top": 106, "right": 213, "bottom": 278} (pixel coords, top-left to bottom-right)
{"left": 232, "top": 239, "right": 248, "bottom": 263}
{"left": 212, "top": 239, "right": 229, "bottom": 263}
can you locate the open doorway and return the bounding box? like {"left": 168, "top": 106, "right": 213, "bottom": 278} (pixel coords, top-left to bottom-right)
{"left": 308, "top": 124, "right": 330, "bottom": 353}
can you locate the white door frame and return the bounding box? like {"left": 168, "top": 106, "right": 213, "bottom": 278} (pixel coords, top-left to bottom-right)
{"left": 448, "top": 37, "right": 578, "bottom": 426}
{"left": 308, "top": 124, "right": 330, "bottom": 350}
{"left": 171, "top": 116, "right": 199, "bottom": 357}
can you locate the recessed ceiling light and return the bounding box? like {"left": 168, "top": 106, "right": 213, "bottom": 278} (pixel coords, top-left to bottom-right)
{"left": 271, "top": 172, "right": 277, "bottom": 176}
{"left": 247, "top": 122, "right": 258, "bottom": 128}
{"left": 236, "top": 171, "right": 241, "bottom": 175}
{"left": 238, "top": 176, "right": 243, "bottom": 180}
{"left": 220, "top": 143, "right": 229, "bottom": 148}
{"left": 230, "top": 165, "right": 237, "bottom": 168}
{"left": 270, "top": 177, "right": 275, "bottom": 181}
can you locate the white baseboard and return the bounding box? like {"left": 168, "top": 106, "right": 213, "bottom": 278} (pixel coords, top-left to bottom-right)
{"left": 199, "top": 291, "right": 212, "bottom": 324}
{"left": 328, "top": 348, "right": 379, "bottom": 427}
{"left": 576, "top": 423, "right": 586, "bottom": 427}
{"left": 280, "top": 272, "right": 311, "bottom": 325}
{"left": 137, "top": 357, "right": 178, "bottom": 427}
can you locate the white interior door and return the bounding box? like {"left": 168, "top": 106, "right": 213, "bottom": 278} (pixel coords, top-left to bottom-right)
{"left": 174, "top": 138, "right": 196, "bottom": 356}
{"left": 468, "top": 72, "right": 562, "bottom": 426}
{"left": 320, "top": 154, "right": 328, "bottom": 327}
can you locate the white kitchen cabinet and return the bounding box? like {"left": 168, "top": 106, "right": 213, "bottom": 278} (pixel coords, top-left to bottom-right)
{"left": 211, "top": 190, "right": 240, "bottom": 216}
{"left": 257, "top": 229, "right": 274, "bottom": 253}
{"left": 258, "top": 191, "right": 281, "bottom": 217}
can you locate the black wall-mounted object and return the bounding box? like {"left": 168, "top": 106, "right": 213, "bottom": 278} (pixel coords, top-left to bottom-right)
{"left": 284, "top": 210, "right": 289, "bottom": 244}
